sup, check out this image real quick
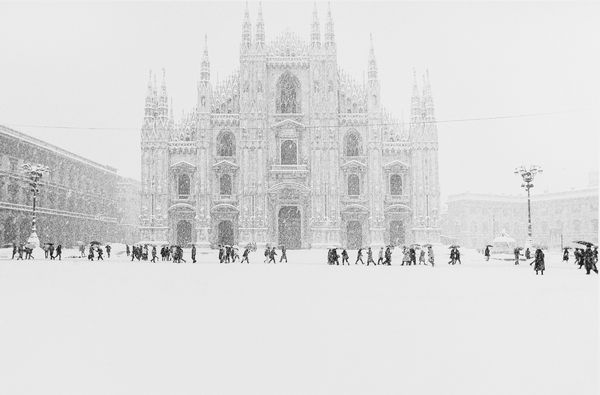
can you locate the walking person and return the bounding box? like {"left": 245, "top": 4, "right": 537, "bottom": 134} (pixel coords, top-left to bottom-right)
{"left": 279, "top": 245, "right": 288, "bottom": 263}
{"left": 106, "top": 244, "right": 111, "bottom": 259}
{"left": 341, "top": 249, "right": 349, "bottom": 265}
{"left": 409, "top": 247, "right": 417, "bottom": 266}
{"left": 263, "top": 246, "right": 270, "bottom": 263}
{"left": 385, "top": 246, "right": 392, "bottom": 266}
{"left": 55, "top": 244, "right": 62, "bottom": 261}
{"left": 97, "top": 247, "right": 104, "bottom": 261}
{"left": 484, "top": 246, "right": 490, "bottom": 261}
{"left": 402, "top": 247, "right": 411, "bottom": 266}
{"left": 241, "top": 247, "right": 251, "bottom": 264}
{"left": 366, "top": 247, "right": 375, "bottom": 266}
{"left": 377, "top": 247, "right": 384, "bottom": 265}
{"left": 151, "top": 245, "right": 158, "bottom": 263}
{"left": 11, "top": 243, "right": 17, "bottom": 259}
{"left": 525, "top": 248, "right": 531, "bottom": 260}
{"left": 419, "top": 249, "right": 426, "bottom": 265}
{"left": 583, "top": 245, "right": 598, "bottom": 275}
{"left": 191, "top": 244, "right": 197, "bottom": 263}
{"left": 530, "top": 248, "right": 545, "bottom": 275}
{"left": 49, "top": 244, "right": 55, "bottom": 260}
{"left": 355, "top": 248, "right": 364, "bottom": 265}
{"left": 427, "top": 245, "right": 435, "bottom": 267}
{"left": 268, "top": 247, "right": 277, "bottom": 264}
{"left": 562, "top": 248, "right": 569, "bottom": 263}
{"left": 126, "top": 244, "right": 130, "bottom": 257}
{"left": 17, "top": 244, "right": 24, "bottom": 260}
{"left": 448, "top": 248, "right": 455, "bottom": 265}
{"left": 88, "top": 245, "right": 95, "bottom": 261}
{"left": 513, "top": 247, "right": 521, "bottom": 265}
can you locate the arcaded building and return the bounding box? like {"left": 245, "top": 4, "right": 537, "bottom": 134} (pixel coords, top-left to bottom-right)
{"left": 139, "top": 4, "right": 441, "bottom": 248}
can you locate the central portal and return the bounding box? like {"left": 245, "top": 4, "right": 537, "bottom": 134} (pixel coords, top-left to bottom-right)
{"left": 278, "top": 206, "right": 301, "bottom": 249}
{"left": 177, "top": 220, "right": 192, "bottom": 247}
{"left": 347, "top": 221, "right": 363, "bottom": 249}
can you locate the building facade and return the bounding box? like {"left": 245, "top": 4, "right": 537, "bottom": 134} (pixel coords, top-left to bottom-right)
{"left": 442, "top": 187, "right": 599, "bottom": 249}
{"left": 0, "top": 125, "right": 140, "bottom": 247}
{"left": 140, "top": 4, "right": 441, "bottom": 248}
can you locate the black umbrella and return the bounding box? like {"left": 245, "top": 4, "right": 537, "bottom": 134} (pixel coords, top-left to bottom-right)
{"left": 90, "top": 241, "right": 101, "bottom": 246}
{"left": 448, "top": 245, "right": 460, "bottom": 249}
{"left": 486, "top": 245, "right": 493, "bottom": 248}
{"left": 574, "top": 241, "right": 595, "bottom": 247}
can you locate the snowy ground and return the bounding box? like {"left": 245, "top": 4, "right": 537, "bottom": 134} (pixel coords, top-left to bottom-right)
{"left": 0, "top": 246, "right": 597, "bottom": 395}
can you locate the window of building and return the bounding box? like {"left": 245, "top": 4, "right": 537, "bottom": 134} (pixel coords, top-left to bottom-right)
{"left": 348, "top": 174, "right": 360, "bottom": 196}
{"left": 345, "top": 132, "right": 361, "bottom": 157}
{"left": 281, "top": 140, "right": 298, "bottom": 165}
{"left": 220, "top": 174, "right": 232, "bottom": 196}
{"left": 178, "top": 174, "right": 190, "bottom": 199}
{"left": 390, "top": 174, "right": 402, "bottom": 196}
{"left": 276, "top": 71, "right": 300, "bottom": 113}
{"left": 217, "top": 131, "right": 235, "bottom": 157}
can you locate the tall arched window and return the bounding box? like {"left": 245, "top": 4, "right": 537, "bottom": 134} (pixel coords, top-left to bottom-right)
{"left": 281, "top": 140, "right": 297, "bottom": 165}
{"left": 390, "top": 174, "right": 402, "bottom": 196}
{"left": 276, "top": 71, "right": 300, "bottom": 113}
{"left": 178, "top": 174, "right": 190, "bottom": 199}
{"left": 348, "top": 174, "right": 360, "bottom": 196}
{"left": 345, "top": 132, "right": 361, "bottom": 156}
{"left": 217, "top": 131, "right": 235, "bottom": 156}
{"left": 220, "top": 174, "right": 232, "bottom": 195}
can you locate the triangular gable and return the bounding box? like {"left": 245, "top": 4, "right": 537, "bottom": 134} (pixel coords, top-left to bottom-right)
{"left": 271, "top": 118, "right": 305, "bottom": 129}
{"left": 383, "top": 159, "right": 409, "bottom": 170}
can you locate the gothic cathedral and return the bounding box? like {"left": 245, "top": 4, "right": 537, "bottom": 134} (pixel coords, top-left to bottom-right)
{"left": 139, "top": 4, "right": 440, "bottom": 249}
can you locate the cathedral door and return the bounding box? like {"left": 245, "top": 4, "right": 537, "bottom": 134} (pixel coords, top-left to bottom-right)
{"left": 177, "top": 220, "right": 192, "bottom": 247}
{"left": 217, "top": 220, "right": 234, "bottom": 246}
{"left": 278, "top": 206, "right": 301, "bottom": 249}
{"left": 390, "top": 221, "right": 405, "bottom": 246}
{"left": 347, "top": 221, "right": 362, "bottom": 249}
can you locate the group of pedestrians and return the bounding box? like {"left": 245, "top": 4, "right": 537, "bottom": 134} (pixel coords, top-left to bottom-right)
{"left": 327, "top": 245, "right": 397, "bottom": 266}
{"left": 564, "top": 246, "right": 598, "bottom": 275}
{"left": 263, "top": 246, "right": 286, "bottom": 264}
{"left": 10, "top": 242, "right": 62, "bottom": 260}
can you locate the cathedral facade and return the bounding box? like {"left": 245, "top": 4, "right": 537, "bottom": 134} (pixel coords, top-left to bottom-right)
{"left": 139, "top": 4, "right": 441, "bottom": 249}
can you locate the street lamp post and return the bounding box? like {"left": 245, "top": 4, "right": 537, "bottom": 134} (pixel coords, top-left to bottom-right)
{"left": 21, "top": 163, "right": 50, "bottom": 249}
{"left": 514, "top": 165, "right": 543, "bottom": 247}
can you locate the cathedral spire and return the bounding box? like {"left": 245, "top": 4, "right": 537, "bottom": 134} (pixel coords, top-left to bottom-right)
{"left": 324, "top": 2, "right": 335, "bottom": 48}
{"left": 201, "top": 34, "right": 210, "bottom": 83}
{"left": 368, "top": 33, "right": 377, "bottom": 82}
{"left": 255, "top": 1, "right": 265, "bottom": 48}
{"left": 158, "top": 68, "right": 168, "bottom": 118}
{"left": 311, "top": 2, "right": 321, "bottom": 48}
{"left": 410, "top": 68, "right": 421, "bottom": 123}
{"left": 241, "top": 2, "right": 252, "bottom": 50}
{"left": 144, "top": 70, "right": 154, "bottom": 120}
{"left": 422, "top": 69, "right": 435, "bottom": 120}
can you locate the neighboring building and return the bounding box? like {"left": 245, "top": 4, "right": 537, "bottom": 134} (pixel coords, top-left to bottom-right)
{"left": 116, "top": 177, "right": 141, "bottom": 243}
{"left": 139, "top": 4, "right": 441, "bottom": 248}
{"left": 0, "top": 125, "right": 140, "bottom": 246}
{"left": 442, "top": 187, "right": 599, "bottom": 249}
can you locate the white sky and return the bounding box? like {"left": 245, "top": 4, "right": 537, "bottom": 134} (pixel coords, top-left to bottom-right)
{"left": 0, "top": 1, "right": 598, "bottom": 203}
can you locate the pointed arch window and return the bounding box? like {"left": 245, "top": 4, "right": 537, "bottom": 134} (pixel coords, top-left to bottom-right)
{"left": 178, "top": 174, "right": 190, "bottom": 199}
{"left": 217, "top": 131, "right": 235, "bottom": 157}
{"left": 281, "top": 140, "right": 298, "bottom": 165}
{"left": 390, "top": 174, "right": 402, "bottom": 196}
{"left": 348, "top": 174, "right": 360, "bottom": 196}
{"left": 276, "top": 71, "right": 301, "bottom": 113}
{"left": 220, "top": 174, "right": 232, "bottom": 196}
{"left": 345, "top": 131, "right": 361, "bottom": 157}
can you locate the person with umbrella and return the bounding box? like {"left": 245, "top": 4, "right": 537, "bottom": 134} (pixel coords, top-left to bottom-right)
{"left": 49, "top": 243, "right": 55, "bottom": 260}
{"left": 97, "top": 246, "right": 104, "bottom": 261}
{"left": 263, "top": 246, "right": 270, "bottom": 264}
{"left": 106, "top": 244, "right": 111, "bottom": 259}
{"left": 448, "top": 246, "right": 457, "bottom": 265}
{"left": 530, "top": 248, "right": 545, "bottom": 275}
{"left": 409, "top": 246, "right": 417, "bottom": 265}
{"left": 583, "top": 245, "right": 598, "bottom": 275}
{"left": 484, "top": 245, "right": 491, "bottom": 261}
{"left": 562, "top": 247, "right": 570, "bottom": 263}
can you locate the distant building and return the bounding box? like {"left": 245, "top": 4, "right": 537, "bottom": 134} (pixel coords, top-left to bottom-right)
{"left": 442, "top": 187, "right": 598, "bottom": 249}
{"left": 0, "top": 125, "right": 140, "bottom": 246}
